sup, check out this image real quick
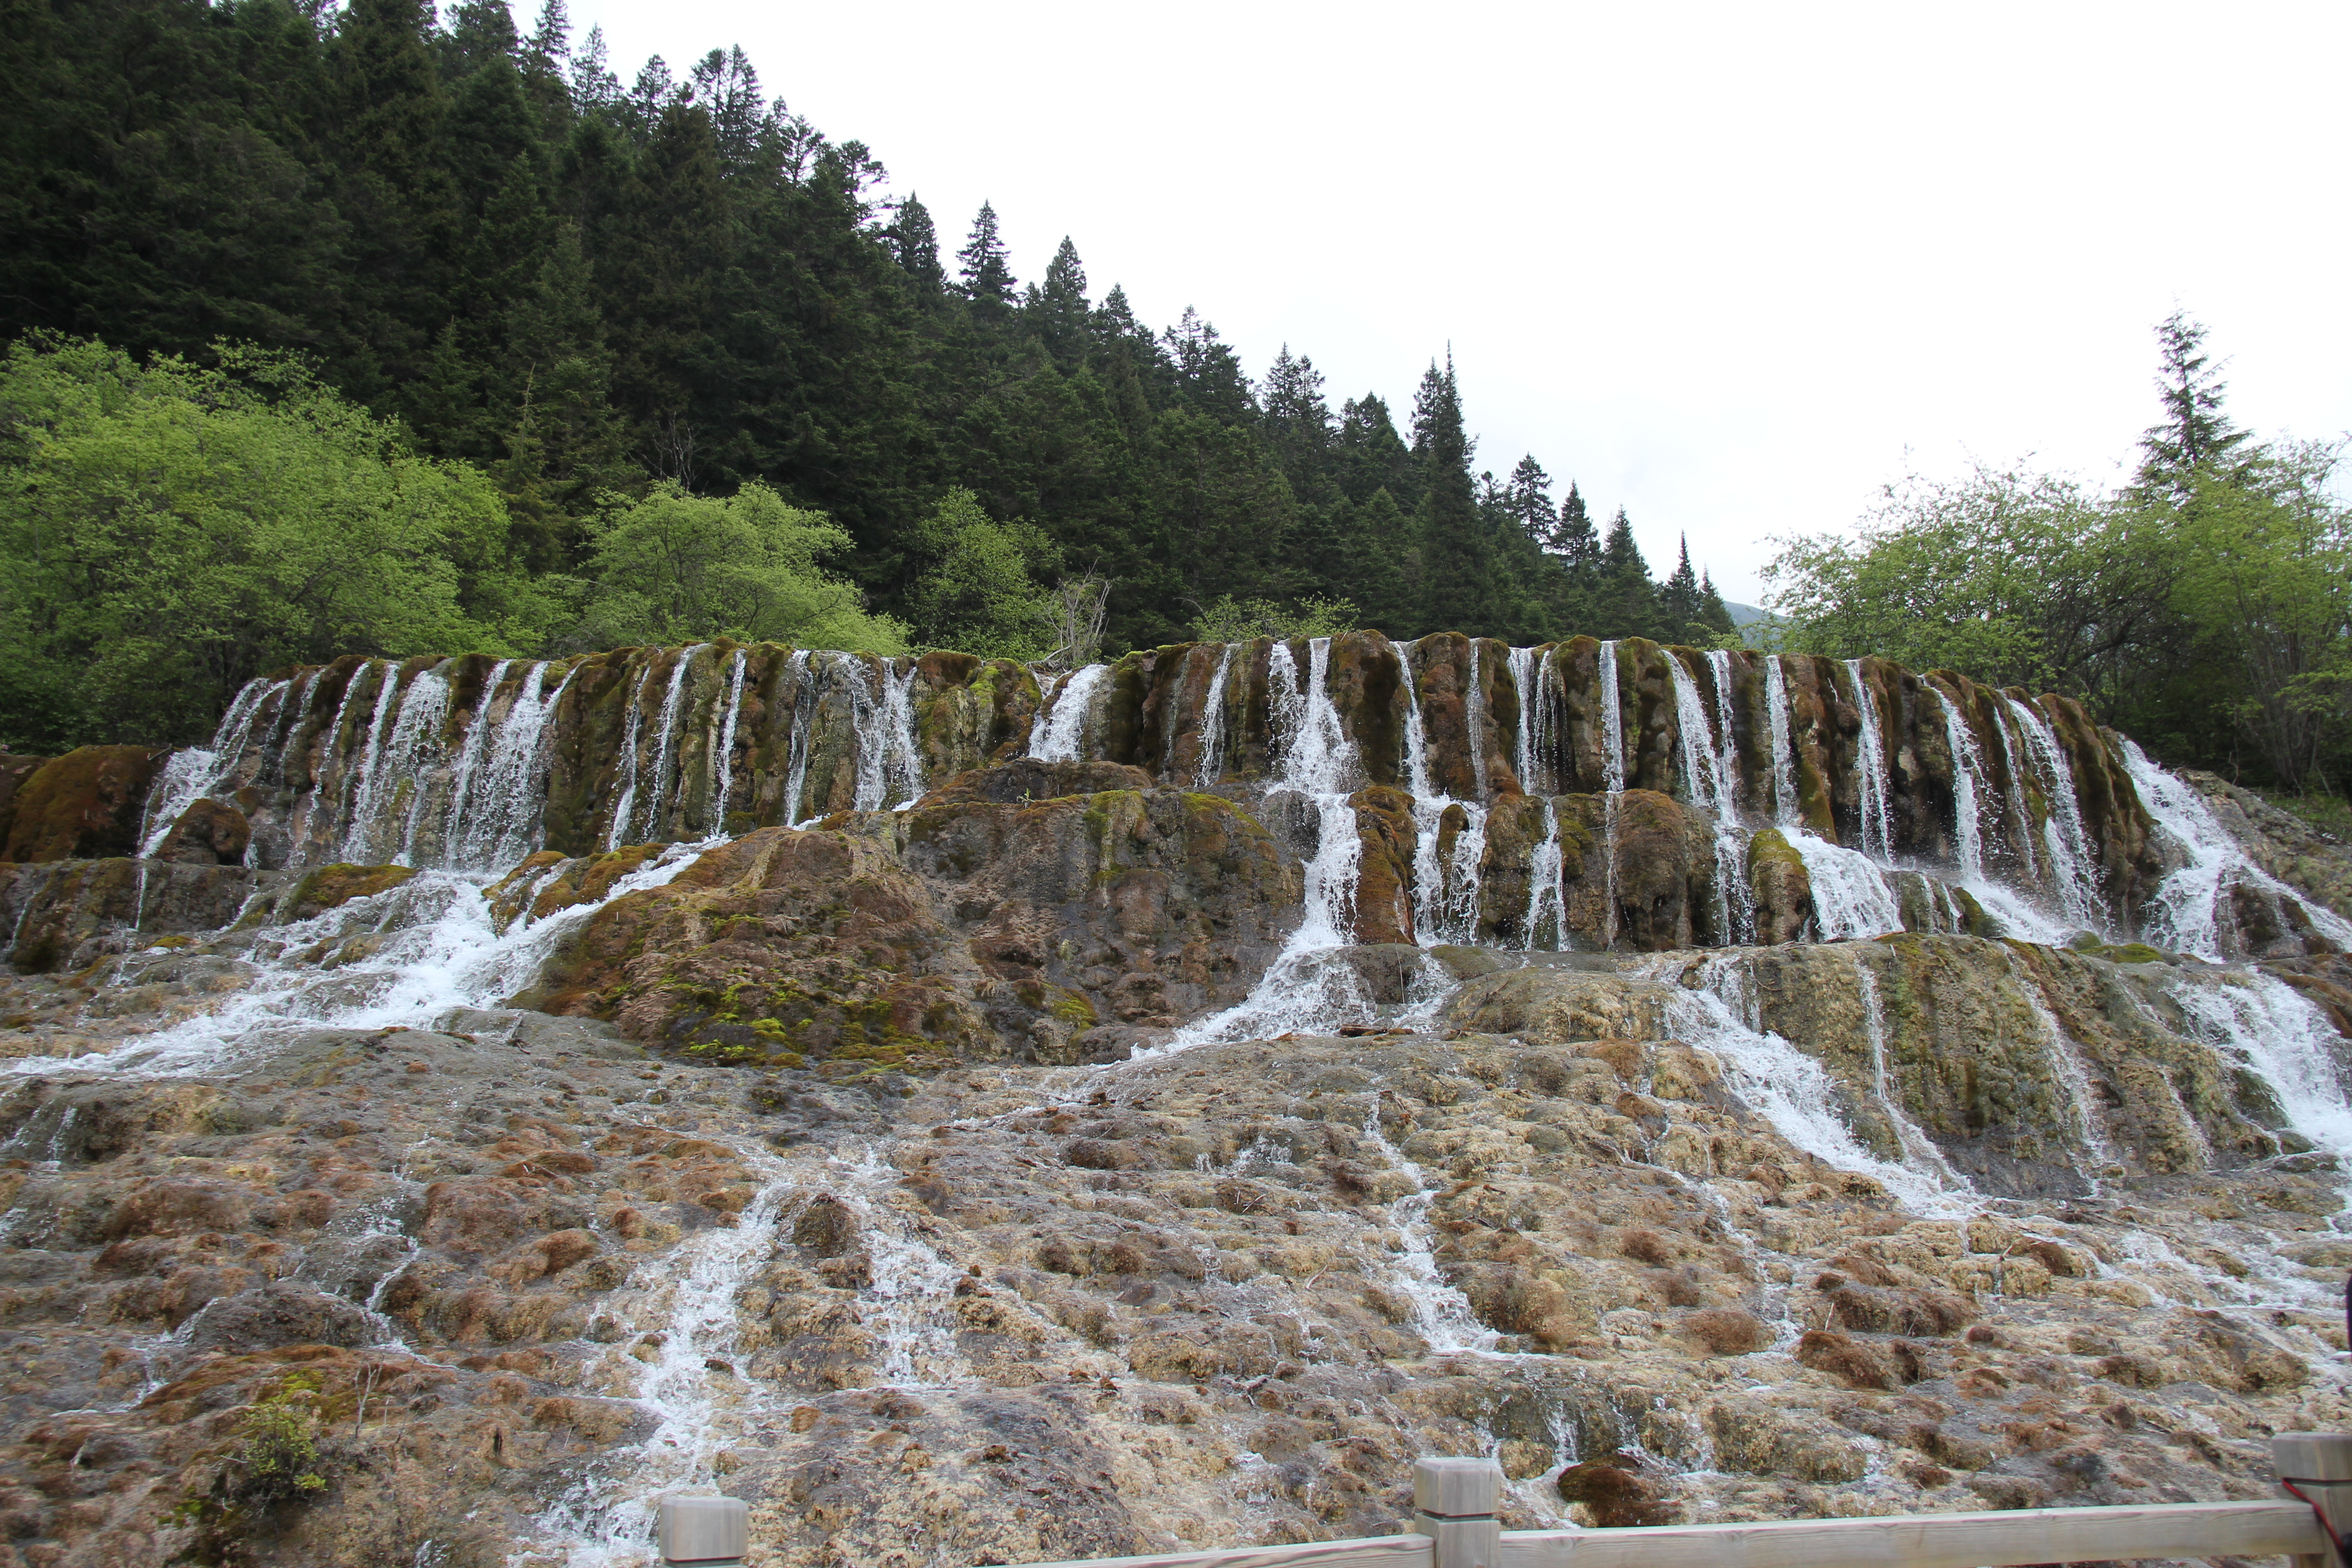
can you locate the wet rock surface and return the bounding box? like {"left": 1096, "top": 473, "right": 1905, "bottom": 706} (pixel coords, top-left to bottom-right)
{"left": 0, "top": 986, "right": 2346, "bottom": 1567}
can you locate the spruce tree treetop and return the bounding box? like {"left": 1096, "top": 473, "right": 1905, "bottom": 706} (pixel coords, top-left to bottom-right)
{"left": 1503, "top": 454, "right": 1553, "bottom": 545}
{"left": 1032, "top": 237, "right": 1089, "bottom": 366}
{"left": 889, "top": 194, "right": 945, "bottom": 289}
{"left": 1553, "top": 480, "right": 1599, "bottom": 568}
{"left": 2139, "top": 309, "right": 2251, "bottom": 494}
{"left": 957, "top": 201, "right": 1018, "bottom": 320}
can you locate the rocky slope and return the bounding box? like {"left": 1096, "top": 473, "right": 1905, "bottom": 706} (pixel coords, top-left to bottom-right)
{"left": 0, "top": 635, "right": 2348, "bottom": 1568}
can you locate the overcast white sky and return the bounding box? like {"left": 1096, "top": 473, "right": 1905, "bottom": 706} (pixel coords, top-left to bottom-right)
{"left": 567, "top": 0, "right": 2350, "bottom": 602}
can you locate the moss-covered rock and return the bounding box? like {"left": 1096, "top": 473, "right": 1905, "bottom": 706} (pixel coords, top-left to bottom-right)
{"left": 0, "top": 746, "right": 165, "bottom": 863}
{"left": 1747, "top": 828, "right": 1813, "bottom": 945}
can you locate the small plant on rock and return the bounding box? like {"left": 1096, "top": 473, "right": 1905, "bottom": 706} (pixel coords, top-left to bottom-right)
{"left": 229, "top": 1384, "right": 330, "bottom": 1504}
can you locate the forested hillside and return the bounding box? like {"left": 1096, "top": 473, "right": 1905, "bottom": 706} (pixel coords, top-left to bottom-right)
{"left": 0, "top": 0, "right": 1731, "bottom": 753}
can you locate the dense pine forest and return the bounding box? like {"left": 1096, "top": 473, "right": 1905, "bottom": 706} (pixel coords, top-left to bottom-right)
{"left": 0, "top": 0, "right": 1731, "bottom": 753}
{"left": 1, "top": 0, "right": 2345, "bottom": 799}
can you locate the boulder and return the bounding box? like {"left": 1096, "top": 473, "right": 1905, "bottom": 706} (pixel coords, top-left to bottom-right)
{"left": 0, "top": 745, "right": 165, "bottom": 862}
{"left": 156, "top": 796, "right": 251, "bottom": 866}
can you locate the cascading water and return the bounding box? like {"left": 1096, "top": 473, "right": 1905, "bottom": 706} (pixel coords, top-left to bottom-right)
{"left": 333, "top": 662, "right": 403, "bottom": 858}
{"left": 450, "top": 662, "right": 572, "bottom": 871}
{"left": 1987, "top": 703, "right": 2042, "bottom": 887}
{"left": 830, "top": 1143, "right": 974, "bottom": 1387}
{"left": 710, "top": 649, "right": 748, "bottom": 831}
{"left": 1510, "top": 644, "right": 1553, "bottom": 796}
{"left": 1597, "top": 640, "right": 1624, "bottom": 949}
{"left": 2007, "top": 951, "right": 2116, "bottom": 1175}
{"left": 852, "top": 658, "right": 925, "bottom": 811}
{"left": 637, "top": 643, "right": 710, "bottom": 843}
{"left": 1161, "top": 638, "right": 1368, "bottom": 1047}
{"left": 1669, "top": 956, "right": 1965, "bottom": 1214}
{"left": 1667, "top": 656, "right": 1751, "bottom": 946}
{"left": 2122, "top": 738, "right": 2352, "bottom": 958}
{"left": 1852, "top": 955, "right": 1970, "bottom": 1193}
{"left": 535, "top": 1153, "right": 798, "bottom": 1567}
{"left": 347, "top": 666, "right": 449, "bottom": 866}
{"left": 781, "top": 650, "right": 816, "bottom": 828}
{"left": 2172, "top": 972, "right": 2352, "bottom": 1176}
{"left": 137, "top": 676, "right": 284, "bottom": 856}
{"left": 1391, "top": 640, "right": 1456, "bottom": 947}
{"left": 390, "top": 673, "right": 458, "bottom": 866}
{"left": 2004, "top": 697, "right": 2103, "bottom": 930}
{"left": 1362, "top": 1096, "right": 1495, "bottom": 1353}
{"left": 603, "top": 663, "right": 657, "bottom": 852}
{"left": 1763, "top": 656, "right": 1799, "bottom": 829}
{"left": 8, "top": 843, "right": 706, "bottom": 1081}
{"left": 1843, "top": 658, "right": 1894, "bottom": 862}
{"left": 1032, "top": 663, "right": 1110, "bottom": 764}
{"left": 1193, "top": 644, "right": 1238, "bottom": 786}
{"left": 1463, "top": 644, "right": 1490, "bottom": 800}
{"left": 1938, "top": 691, "right": 1990, "bottom": 883}
{"left": 1522, "top": 798, "right": 1566, "bottom": 951}
{"left": 436, "top": 659, "right": 514, "bottom": 863}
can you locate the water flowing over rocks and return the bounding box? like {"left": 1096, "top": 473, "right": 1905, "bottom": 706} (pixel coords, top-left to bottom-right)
{"left": 0, "top": 633, "right": 2349, "bottom": 1565}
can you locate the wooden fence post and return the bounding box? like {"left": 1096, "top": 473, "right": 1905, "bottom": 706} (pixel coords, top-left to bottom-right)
{"left": 658, "top": 1494, "right": 748, "bottom": 1566}
{"left": 1412, "top": 1458, "right": 1501, "bottom": 1568}
{"left": 2274, "top": 1432, "right": 2352, "bottom": 1568}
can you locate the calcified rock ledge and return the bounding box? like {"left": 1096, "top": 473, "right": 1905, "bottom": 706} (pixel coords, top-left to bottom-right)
{"left": 0, "top": 635, "right": 2348, "bottom": 1567}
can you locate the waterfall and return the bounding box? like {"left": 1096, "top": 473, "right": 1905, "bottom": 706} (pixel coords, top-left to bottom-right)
{"left": 450, "top": 662, "right": 572, "bottom": 872}
{"left": 1761, "top": 660, "right": 1913, "bottom": 938}
{"left": 1789, "top": 833, "right": 1904, "bottom": 941}
{"left": 1852, "top": 956, "right": 1971, "bottom": 1193}
{"left": 2007, "top": 954, "right": 2115, "bottom": 1174}
{"left": 852, "top": 658, "right": 925, "bottom": 811}
{"left": 1510, "top": 645, "right": 1553, "bottom": 796}
{"left": 343, "top": 666, "right": 448, "bottom": 866}
{"left": 260, "top": 667, "right": 320, "bottom": 784}
{"left": 1844, "top": 659, "right": 1894, "bottom": 861}
{"left": 1990, "top": 703, "right": 2042, "bottom": 886}
{"left": 10, "top": 843, "right": 706, "bottom": 1081}
{"left": 1667, "top": 657, "right": 1751, "bottom": 946}
{"left": 710, "top": 649, "right": 748, "bottom": 833}
{"left": 603, "top": 662, "right": 656, "bottom": 852}
{"left": 138, "top": 676, "right": 285, "bottom": 856}
{"left": 436, "top": 660, "right": 513, "bottom": 864}
{"left": 1430, "top": 804, "right": 1490, "bottom": 946}
{"left": 2004, "top": 697, "right": 2102, "bottom": 929}
{"left": 1523, "top": 799, "right": 1567, "bottom": 951}
{"left": 1363, "top": 1096, "right": 1496, "bottom": 1353}
{"left": 1598, "top": 641, "right": 1624, "bottom": 950}
{"left": 1193, "top": 644, "right": 1237, "bottom": 786}
{"left": 2121, "top": 739, "right": 2352, "bottom": 958}
{"left": 1032, "top": 663, "right": 1109, "bottom": 764}
{"left": 1669, "top": 956, "right": 1964, "bottom": 1214}
{"left": 1938, "top": 690, "right": 1990, "bottom": 882}
{"left": 1393, "top": 640, "right": 1459, "bottom": 946}
{"left": 1159, "top": 638, "right": 1369, "bottom": 1047}
{"left": 1391, "top": 639, "right": 1436, "bottom": 799}
{"left": 1464, "top": 644, "right": 1490, "bottom": 799}
{"left": 1763, "top": 656, "right": 1799, "bottom": 829}
{"left": 781, "top": 651, "right": 815, "bottom": 828}
{"left": 390, "top": 671, "right": 456, "bottom": 866}
{"left": 2171, "top": 972, "right": 2352, "bottom": 1185}
{"left": 637, "top": 644, "right": 709, "bottom": 844}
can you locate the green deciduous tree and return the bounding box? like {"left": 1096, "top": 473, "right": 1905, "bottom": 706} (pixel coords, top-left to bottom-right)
{"left": 575, "top": 479, "right": 903, "bottom": 652}
{"left": 0, "top": 338, "right": 544, "bottom": 749}
{"left": 905, "top": 487, "right": 1057, "bottom": 660}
